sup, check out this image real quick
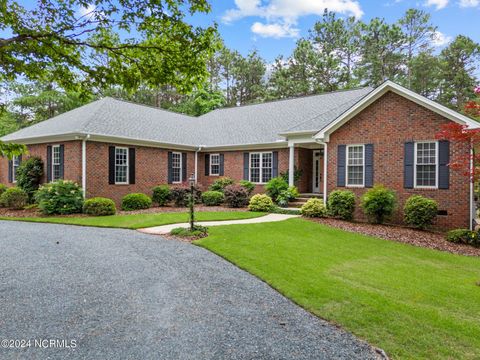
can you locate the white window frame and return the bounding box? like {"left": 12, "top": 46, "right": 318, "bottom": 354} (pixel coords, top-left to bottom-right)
{"left": 210, "top": 153, "right": 220, "bottom": 176}
{"left": 346, "top": 144, "right": 365, "bottom": 187}
{"left": 172, "top": 151, "right": 182, "bottom": 183}
{"left": 249, "top": 152, "right": 273, "bottom": 184}
{"left": 414, "top": 141, "right": 438, "bottom": 189}
{"left": 114, "top": 146, "right": 129, "bottom": 185}
{"left": 12, "top": 155, "right": 20, "bottom": 183}
{"left": 51, "top": 144, "right": 62, "bottom": 182}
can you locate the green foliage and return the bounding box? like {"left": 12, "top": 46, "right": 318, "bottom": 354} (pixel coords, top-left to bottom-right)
{"left": 265, "top": 177, "right": 289, "bottom": 202}
{"left": 83, "top": 197, "right": 116, "bottom": 216}
{"left": 300, "top": 198, "right": 327, "bottom": 218}
{"left": 403, "top": 195, "right": 438, "bottom": 230}
{"left": 248, "top": 194, "right": 274, "bottom": 212}
{"left": 361, "top": 185, "right": 397, "bottom": 224}
{"left": 209, "top": 177, "right": 234, "bottom": 192}
{"left": 0, "top": 187, "right": 28, "bottom": 209}
{"left": 170, "top": 225, "right": 208, "bottom": 238}
{"left": 170, "top": 185, "right": 202, "bottom": 207}
{"left": 201, "top": 190, "right": 224, "bottom": 206}
{"left": 280, "top": 167, "right": 303, "bottom": 185}
{"left": 35, "top": 180, "right": 84, "bottom": 215}
{"left": 223, "top": 184, "right": 249, "bottom": 208}
{"left": 276, "top": 186, "right": 299, "bottom": 207}
{"left": 446, "top": 229, "right": 480, "bottom": 247}
{"left": 327, "top": 190, "right": 356, "bottom": 221}
{"left": 0, "top": 141, "right": 27, "bottom": 159}
{"left": 239, "top": 180, "right": 255, "bottom": 195}
{"left": 15, "top": 156, "right": 44, "bottom": 202}
{"left": 121, "top": 193, "right": 152, "bottom": 211}
{"left": 152, "top": 185, "right": 171, "bottom": 206}
{"left": 0, "top": 183, "right": 7, "bottom": 197}
{"left": 0, "top": 110, "right": 20, "bottom": 137}
{"left": 165, "top": 88, "right": 225, "bottom": 116}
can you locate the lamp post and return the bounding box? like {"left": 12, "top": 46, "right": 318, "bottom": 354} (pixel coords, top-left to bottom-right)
{"left": 188, "top": 173, "right": 195, "bottom": 231}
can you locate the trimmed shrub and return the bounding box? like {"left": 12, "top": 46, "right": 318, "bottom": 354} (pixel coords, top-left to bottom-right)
{"left": 209, "top": 177, "right": 234, "bottom": 192}
{"left": 248, "top": 194, "right": 274, "bottom": 212}
{"left": 300, "top": 198, "right": 327, "bottom": 218}
{"left": 327, "top": 190, "right": 356, "bottom": 221}
{"left": 276, "top": 186, "right": 299, "bottom": 207}
{"left": 446, "top": 229, "right": 480, "bottom": 247}
{"left": 224, "top": 184, "right": 249, "bottom": 208}
{"left": 170, "top": 184, "right": 201, "bottom": 207}
{"left": 83, "top": 197, "right": 116, "bottom": 216}
{"left": 265, "top": 177, "right": 289, "bottom": 202}
{"left": 404, "top": 195, "right": 438, "bottom": 230}
{"left": 0, "top": 183, "right": 7, "bottom": 197}
{"left": 361, "top": 185, "right": 397, "bottom": 224}
{"left": 15, "top": 156, "right": 44, "bottom": 202}
{"left": 170, "top": 225, "right": 208, "bottom": 238}
{"left": 35, "top": 180, "right": 84, "bottom": 215}
{"left": 121, "top": 193, "right": 152, "bottom": 211}
{"left": 201, "top": 190, "right": 224, "bottom": 206}
{"left": 152, "top": 185, "right": 171, "bottom": 206}
{"left": 0, "top": 187, "right": 28, "bottom": 210}
{"left": 239, "top": 180, "right": 255, "bottom": 195}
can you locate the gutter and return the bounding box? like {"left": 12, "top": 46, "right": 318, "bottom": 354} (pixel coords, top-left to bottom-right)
{"left": 76, "top": 134, "right": 90, "bottom": 198}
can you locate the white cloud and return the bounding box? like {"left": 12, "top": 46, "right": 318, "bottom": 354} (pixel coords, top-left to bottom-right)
{"left": 424, "top": 0, "right": 449, "bottom": 9}
{"left": 251, "top": 22, "right": 300, "bottom": 38}
{"left": 79, "top": 3, "right": 96, "bottom": 17}
{"left": 431, "top": 31, "right": 452, "bottom": 46}
{"left": 459, "top": 0, "right": 480, "bottom": 7}
{"left": 223, "top": 0, "right": 363, "bottom": 38}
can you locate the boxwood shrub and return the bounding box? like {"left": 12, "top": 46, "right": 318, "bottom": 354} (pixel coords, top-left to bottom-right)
{"left": 404, "top": 195, "right": 438, "bottom": 230}
{"left": 35, "top": 180, "right": 84, "bottom": 215}
{"left": 0, "top": 187, "right": 28, "bottom": 210}
{"left": 201, "top": 191, "right": 224, "bottom": 206}
{"left": 300, "top": 198, "right": 327, "bottom": 218}
{"left": 83, "top": 197, "right": 116, "bottom": 216}
{"left": 446, "top": 229, "right": 480, "bottom": 247}
{"left": 361, "top": 185, "right": 396, "bottom": 224}
{"left": 152, "top": 185, "right": 171, "bottom": 206}
{"left": 0, "top": 183, "right": 7, "bottom": 197}
{"left": 327, "top": 190, "right": 356, "bottom": 221}
{"left": 248, "top": 194, "right": 274, "bottom": 212}
{"left": 121, "top": 193, "right": 152, "bottom": 211}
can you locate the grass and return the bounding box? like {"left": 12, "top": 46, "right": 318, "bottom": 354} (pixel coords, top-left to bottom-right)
{"left": 195, "top": 218, "right": 480, "bottom": 360}
{"left": 0, "top": 211, "right": 264, "bottom": 229}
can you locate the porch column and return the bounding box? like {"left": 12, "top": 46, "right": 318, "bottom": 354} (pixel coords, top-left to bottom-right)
{"left": 288, "top": 143, "right": 295, "bottom": 186}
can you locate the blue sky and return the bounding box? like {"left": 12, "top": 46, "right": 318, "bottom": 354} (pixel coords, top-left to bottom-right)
{"left": 190, "top": 0, "right": 480, "bottom": 62}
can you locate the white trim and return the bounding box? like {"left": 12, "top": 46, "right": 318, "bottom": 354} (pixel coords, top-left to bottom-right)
{"left": 209, "top": 153, "right": 221, "bottom": 176}
{"left": 11, "top": 155, "right": 20, "bottom": 183}
{"left": 346, "top": 144, "right": 365, "bottom": 187}
{"left": 114, "top": 146, "right": 129, "bottom": 185}
{"left": 312, "top": 150, "right": 322, "bottom": 193}
{"left": 249, "top": 151, "right": 273, "bottom": 184}
{"left": 288, "top": 144, "right": 295, "bottom": 186}
{"left": 323, "top": 142, "right": 328, "bottom": 204}
{"left": 413, "top": 141, "right": 438, "bottom": 189}
{"left": 315, "top": 81, "right": 480, "bottom": 142}
{"left": 82, "top": 136, "right": 89, "bottom": 197}
{"left": 51, "top": 144, "right": 61, "bottom": 182}
{"left": 171, "top": 151, "right": 183, "bottom": 184}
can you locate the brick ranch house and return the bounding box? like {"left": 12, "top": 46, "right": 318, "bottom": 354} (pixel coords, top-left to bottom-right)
{"left": 1, "top": 81, "right": 478, "bottom": 230}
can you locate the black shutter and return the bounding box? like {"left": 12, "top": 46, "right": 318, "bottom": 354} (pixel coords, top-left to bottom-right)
{"left": 205, "top": 154, "right": 210, "bottom": 176}
{"left": 364, "top": 144, "right": 374, "bottom": 188}
{"left": 47, "top": 146, "right": 52, "bottom": 182}
{"left": 182, "top": 153, "right": 187, "bottom": 182}
{"left": 219, "top": 154, "right": 225, "bottom": 176}
{"left": 167, "top": 152, "right": 173, "bottom": 184}
{"left": 243, "top": 153, "right": 249, "bottom": 180}
{"left": 404, "top": 142, "right": 414, "bottom": 189}
{"left": 272, "top": 151, "right": 278, "bottom": 178}
{"left": 337, "top": 145, "right": 346, "bottom": 187}
{"left": 438, "top": 140, "right": 450, "bottom": 189}
{"left": 8, "top": 159, "right": 13, "bottom": 183}
{"left": 59, "top": 145, "right": 64, "bottom": 179}
{"left": 129, "top": 148, "right": 136, "bottom": 185}
{"left": 108, "top": 146, "right": 115, "bottom": 185}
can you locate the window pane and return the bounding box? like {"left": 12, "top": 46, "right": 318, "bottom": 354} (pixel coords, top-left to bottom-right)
{"left": 210, "top": 154, "right": 220, "bottom": 175}
{"left": 347, "top": 146, "right": 363, "bottom": 165}
{"left": 115, "top": 148, "right": 128, "bottom": 183}
{"left": 261, "top": 153, "right": 273, "bottom": 183}
{"left": 347, "top": 146, "right": 364, "bottom": 185}
{"left": 172, "top": 153, "right": 181, "bottom": 182}
{"left": 416, "top": 142, "right": 436, "bottom": 187}
{"left": 250, "top": 168, "right": 260, "bottom": 183}
{"left": 416, "top": 165, "right": 436, "bottom": 186}
{"left": 348, "top": 166, "right": 364, "bottom": 185}
{"left": 250, "top": 154, "right": 260, "bottom": 168}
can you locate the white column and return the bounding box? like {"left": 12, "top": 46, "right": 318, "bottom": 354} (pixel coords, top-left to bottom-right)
{"left": 323, "top": 142, "right": 328, "bottom": 204}
{"left": 288, "top": 143, "right": 295, "bottom": 186}
{"left": 82, "top": 138, "right": 87, "bottom": 198}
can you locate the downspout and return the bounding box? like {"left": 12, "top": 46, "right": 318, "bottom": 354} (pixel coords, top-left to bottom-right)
{"left": 195, "top": 146, "right": 203, "bottom": 184}
{"left": 82, "top": 134, "right": 90, "bottom": 198}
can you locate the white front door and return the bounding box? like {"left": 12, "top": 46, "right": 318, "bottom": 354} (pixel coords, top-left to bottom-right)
{"left": 312, "top": 150, "right": 322, "bottom": 193}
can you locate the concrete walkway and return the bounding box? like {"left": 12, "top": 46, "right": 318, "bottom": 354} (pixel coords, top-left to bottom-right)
{"left": 138, "top": 213, "right": 299, "bottom": 235}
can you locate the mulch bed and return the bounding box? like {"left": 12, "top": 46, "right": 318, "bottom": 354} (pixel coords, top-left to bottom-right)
{"left": 308, "top": 218, "right": 480, "bottom": 257}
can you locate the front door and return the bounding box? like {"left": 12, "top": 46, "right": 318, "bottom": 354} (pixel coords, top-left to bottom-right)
{"left": 312, "top": 150, "right": 323, "bottom": 193}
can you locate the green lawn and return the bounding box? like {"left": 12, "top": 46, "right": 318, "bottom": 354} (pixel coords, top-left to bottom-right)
{"left": 0, "top": 211, "right": 263, "bottom": 229}
{"left": 195, "top": 218, "right": 480, "bottom": 360}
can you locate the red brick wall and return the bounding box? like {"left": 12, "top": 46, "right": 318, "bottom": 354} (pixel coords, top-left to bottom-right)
{"left": 327, "top": 91, "right": 471, "bottom": 230}
{"left": 0, "top": 141, "right": 82, "bottom": 185}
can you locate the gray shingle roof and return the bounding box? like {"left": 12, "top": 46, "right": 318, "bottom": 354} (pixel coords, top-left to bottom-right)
{"left": 2, "top": 87, "right": 373, "bottom": 147}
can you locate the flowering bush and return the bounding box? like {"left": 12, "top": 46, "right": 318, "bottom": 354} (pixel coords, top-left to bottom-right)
{"left": 35, "top": 180, "right": 84, "bottom": 215}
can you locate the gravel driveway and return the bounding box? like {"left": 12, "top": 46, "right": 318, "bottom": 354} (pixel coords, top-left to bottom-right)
{"left": 0, "top": 221, "right": 379, "bottom": 360}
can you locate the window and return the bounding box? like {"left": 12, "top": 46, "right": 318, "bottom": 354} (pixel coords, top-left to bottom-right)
{"left": 172, "top": 152, "right": 182, "bottom": 183}
{"left": 12, "top": 156, "right": 20, "bottom": 183}
{"left": 210, "top": 154, "right": 220, "bottom": 176}
{"left": 346, "top": 145, "right": 364, "bottom": 186}
{"left": 250, "top": 152, "right": 273, "bottom": 183}
{"left": 115, "top": 147, "right": 129, "bottom": 184}
{"left": 52, "top": 145, "right": 61, "bottom": 181}
{"left": 415, "top": 142, "right": 437, "bottom": 188}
